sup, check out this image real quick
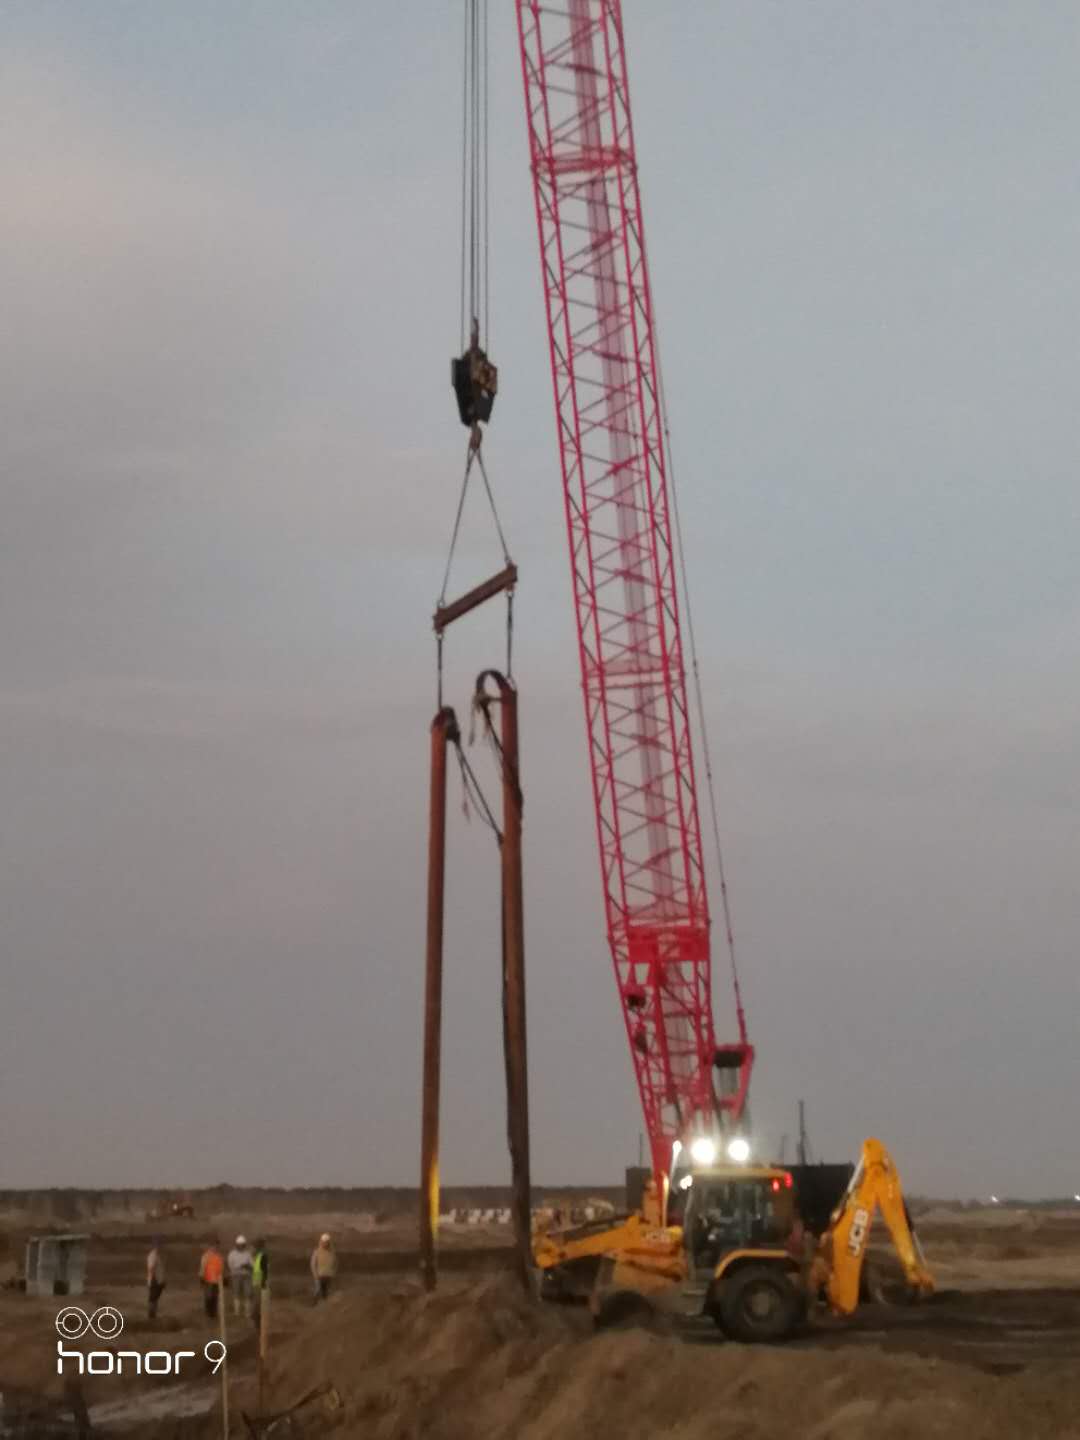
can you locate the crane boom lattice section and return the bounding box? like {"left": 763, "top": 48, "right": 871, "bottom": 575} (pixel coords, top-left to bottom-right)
{"left": 515, "top": 0, "right": 751, "bottom": 1179}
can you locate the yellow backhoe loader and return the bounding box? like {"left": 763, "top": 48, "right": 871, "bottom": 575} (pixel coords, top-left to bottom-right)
{"left": 534, "top": 1138, "right": 933, "bottom": 1342}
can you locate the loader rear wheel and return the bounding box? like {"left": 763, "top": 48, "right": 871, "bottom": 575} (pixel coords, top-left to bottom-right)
{"left": 718, "top": 1266, "right": 800, "bottom": 1343}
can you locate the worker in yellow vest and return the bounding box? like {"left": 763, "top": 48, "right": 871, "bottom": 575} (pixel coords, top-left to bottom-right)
{"left": 252, "top": 1238, "right": 269, "bottom": 1327}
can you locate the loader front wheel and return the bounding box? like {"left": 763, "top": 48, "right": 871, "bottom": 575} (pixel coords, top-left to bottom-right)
{"left": 718, "top": 1266, "right": 800, "bottom": 1343}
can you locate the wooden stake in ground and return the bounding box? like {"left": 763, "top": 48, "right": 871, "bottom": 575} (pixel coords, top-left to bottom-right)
{"left": 256, "top": 1288, "right": 270, "bottom": 1415}
{"left": 218, "top": 1274, "right": 229, "bottom": 1440}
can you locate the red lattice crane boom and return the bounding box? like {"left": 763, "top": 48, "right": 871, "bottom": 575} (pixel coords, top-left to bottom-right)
{"left": 514, "top": 0, "right": 753, "bottom": 1183}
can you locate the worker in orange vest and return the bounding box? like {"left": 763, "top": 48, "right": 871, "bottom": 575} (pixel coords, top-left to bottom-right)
{"left": 199, "top": 1240, "right": 225, "bottom": 1320}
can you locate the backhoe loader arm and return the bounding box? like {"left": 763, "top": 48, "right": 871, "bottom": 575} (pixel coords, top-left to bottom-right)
{"left": 816, "top": 1137, "right": 934, "bottom": 1315}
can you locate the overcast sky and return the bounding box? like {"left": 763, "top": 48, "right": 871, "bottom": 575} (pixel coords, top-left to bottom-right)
{"left": 2, "top": 1, "right": 1077, "bottom": 1198}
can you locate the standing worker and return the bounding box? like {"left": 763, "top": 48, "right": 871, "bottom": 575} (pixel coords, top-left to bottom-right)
{"left": 252, "top": 1237, "right": 269, "bottom": 1327}
{"left": 310, "top": 1233, "right": 337, "bottom": 1303}
{"left": 199, "top": 1239, "right": 224, "bottom": 1319}
{"left": 146, "top": 1238, "right": 166, "bottom": 1319}
{"left": 227, "top": 1235, "right": 254, "bottom": 1319}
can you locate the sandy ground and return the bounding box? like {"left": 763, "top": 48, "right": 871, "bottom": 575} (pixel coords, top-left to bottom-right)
{"left": 1, "top": 1207, "right": 1079, "bottom": 1436}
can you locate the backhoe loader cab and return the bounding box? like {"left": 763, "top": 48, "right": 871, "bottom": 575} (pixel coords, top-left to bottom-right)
{"left": 592, "top": 1163, "right": 806, "bottom": 1341}
{"left": 681, "top": 1166, "right": 796, "bottom": 1273}
{"left": 676, "top": 1164, "right": 805, "bottom": 1340}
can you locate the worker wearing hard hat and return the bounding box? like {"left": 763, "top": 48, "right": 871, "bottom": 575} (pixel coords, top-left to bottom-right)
{"left": 227, "top": 1235, "right": 254, "bottom": 1319}
{"left": 310, "top": 1233, "right": 338, "bottom": 1304}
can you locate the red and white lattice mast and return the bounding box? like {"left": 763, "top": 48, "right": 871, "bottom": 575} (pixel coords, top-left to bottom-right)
{"left": 515, "top": 0, "right": 753, "bottom": 1185}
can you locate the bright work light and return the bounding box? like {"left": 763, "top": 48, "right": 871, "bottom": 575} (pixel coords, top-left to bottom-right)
{"left": 689, "top": 1136, "right": 718, "bottom": 1166}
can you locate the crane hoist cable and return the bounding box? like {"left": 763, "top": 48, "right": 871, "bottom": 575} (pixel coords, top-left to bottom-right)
{"left": 453, "top": 0, "right": 494, "bottom": 412}
{"left": 459, "top": 0, "right": 490, "bottom": 353}
{"left": 438, "top": 0, "right": 514, "bottom": 708}
{"left": 438, "top": 442, "right": 511, "bottom": 610}
{"left": 435, "top": 0, "right": 514, "bottom": 854}
{"left": 657, "top": 354, "right": 749, "bottom": 1046}
{"left": 452, "top": 730, "right": 503, "bottom": 845}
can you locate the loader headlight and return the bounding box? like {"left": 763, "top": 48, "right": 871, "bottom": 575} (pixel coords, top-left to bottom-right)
{"left": 726, "top": 1136, "right": 751, "bottom": 1164}
{"left": 689, "top": 1136, "right": 717, "bottom": 1166}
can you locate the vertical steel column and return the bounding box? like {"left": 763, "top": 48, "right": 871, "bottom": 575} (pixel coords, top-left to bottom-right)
{"left": 420, "top": 706, "right": 458, "bottom": 1292}
{"left": 502, "top": 680, "right": 532, "bottom": 1292}
{"left": 477, "top": 670, "right": 533, "bottom": 1290}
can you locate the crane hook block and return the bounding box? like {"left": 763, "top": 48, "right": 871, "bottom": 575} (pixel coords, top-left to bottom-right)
{"left": 452, "top": 340, "right": 498, "bottom": 429}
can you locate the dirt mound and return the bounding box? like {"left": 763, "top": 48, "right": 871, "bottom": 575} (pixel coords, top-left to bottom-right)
{"left": 211, "top": 1276, "right": 1080, "bottom": 1440}
{"left": 234, "top": 1274, "right": 582, "bottom": 1423}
